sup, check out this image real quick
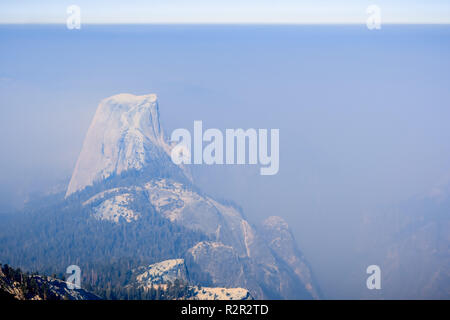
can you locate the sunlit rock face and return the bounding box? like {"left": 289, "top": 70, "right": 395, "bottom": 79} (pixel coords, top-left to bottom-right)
{"left": 66, "top": 93, "right": 171, "bottom": 197}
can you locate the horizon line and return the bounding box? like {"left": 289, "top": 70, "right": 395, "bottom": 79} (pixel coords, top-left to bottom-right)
{"left": 1, "top": 22, "right": 450, "bottom": 26}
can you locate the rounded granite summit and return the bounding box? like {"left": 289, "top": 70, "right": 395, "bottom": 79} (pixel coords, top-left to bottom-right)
{"left": 65, "top": 92, "right": 168, "bottom": 197}
{"left": 105, "top": 93, "right": 158, "bottom": 106}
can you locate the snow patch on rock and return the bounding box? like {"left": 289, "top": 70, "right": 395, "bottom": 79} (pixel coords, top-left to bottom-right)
{"left": 191, "top": 286, "right": 252, "bottom": 300}
{"left": 92, "top": 193, "right": 139, "bottom": 223}
{"left": 136, "top": 259, "right": 187, "bottom": 285}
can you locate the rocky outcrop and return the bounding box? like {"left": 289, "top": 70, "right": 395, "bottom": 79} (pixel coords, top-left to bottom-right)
{"left": 131, "top": 258, "right": 253, "bottom": 300}
{"left": 0, "top": 265, "right": 99, "bottom": 300}
{"left": 262, "top": 216, "right": 320, "bottom": 299}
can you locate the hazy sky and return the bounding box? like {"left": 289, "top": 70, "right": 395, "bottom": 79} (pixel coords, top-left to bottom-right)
{"left": 1, "top": 0, "right": 450, "bottom": 24}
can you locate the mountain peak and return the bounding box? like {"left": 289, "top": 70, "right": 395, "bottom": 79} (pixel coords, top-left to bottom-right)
{"left": 66, "top": 93, "right": 170, "bottom": 197}
{"left": 106, "top": 93, "right": 158, "bottom": 105}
